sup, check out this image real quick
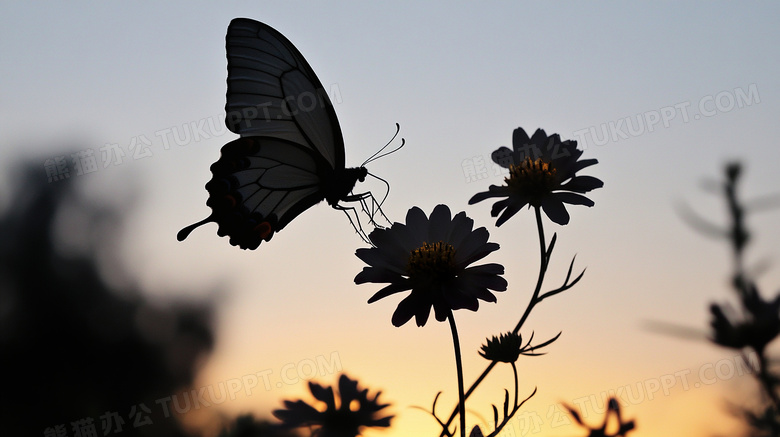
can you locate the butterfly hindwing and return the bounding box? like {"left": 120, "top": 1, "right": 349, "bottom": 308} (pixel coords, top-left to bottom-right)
{"left": 203, "top": 136, "right": 328, "bottom": 249}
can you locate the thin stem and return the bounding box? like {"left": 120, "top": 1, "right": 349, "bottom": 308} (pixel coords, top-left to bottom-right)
{"left": 448, "top": 312, "right": 467, "bottom": 437}
{"left": 724, "top": 166, "right": 780, "bottom": 412}
{"left": 513, "top": 207, "right": 549, "bottom": 334}
{"left": 511, "top": 362, "right": 519, "bottom": 410}
{"left": 441, "top": 207, "right": 549, "bottom": 435}
{"left": 755, "top": 348, "right": 780, "bottom": 413}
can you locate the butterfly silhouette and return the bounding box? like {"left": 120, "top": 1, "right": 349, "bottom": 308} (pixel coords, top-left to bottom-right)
{"left": 178, "top": 18, "right": 395, "bottom": 250}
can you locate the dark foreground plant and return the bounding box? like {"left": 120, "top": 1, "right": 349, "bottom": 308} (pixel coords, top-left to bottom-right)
{"left": 685, "top": 162, "right": 780, "bottom": 436}
{"left": 273, "top": 374, "right": 392, "bottom": 437}
{"left": 564, "top": 397, "right": 635, "bottom": 437}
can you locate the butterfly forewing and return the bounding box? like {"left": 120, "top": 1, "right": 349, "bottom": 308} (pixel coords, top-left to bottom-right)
{"left": 225, "top": 18, "right": 343, "bottom": 170}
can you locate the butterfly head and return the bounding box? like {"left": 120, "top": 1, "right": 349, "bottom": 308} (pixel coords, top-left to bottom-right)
{"left": 324, "top": 166, "right": 368, "bottom": 207}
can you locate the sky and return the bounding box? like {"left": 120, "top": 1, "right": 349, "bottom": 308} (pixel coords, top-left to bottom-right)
{"left": 2, "top": 2, "right": 780, "bottom": 436}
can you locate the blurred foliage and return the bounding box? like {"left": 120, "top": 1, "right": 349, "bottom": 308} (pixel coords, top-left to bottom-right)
{"left": 0, "top": 162, "right": 213, "bottom": 436}
{"left": 217, "top": 414, "right": 299, "bottom": 437}
{"left": 694, "top": 163, "right": 780, "bottom": 437}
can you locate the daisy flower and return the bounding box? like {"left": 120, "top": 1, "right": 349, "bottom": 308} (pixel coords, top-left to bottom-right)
{"left": 355, "top": 205, "right": 506, "bottom": 327}
{"left": 469, "top": 127, "right": 603, "bottom": 226}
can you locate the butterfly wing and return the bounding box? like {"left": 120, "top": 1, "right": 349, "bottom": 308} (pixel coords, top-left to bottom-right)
{"left": 199, "top": 136, "right": 330, "bottom": 250}
{"left": 224, "top": 18, "right": 344, "bottom": 169}
{"left": 178, "top": 18, "right": 350, "bottom": 250}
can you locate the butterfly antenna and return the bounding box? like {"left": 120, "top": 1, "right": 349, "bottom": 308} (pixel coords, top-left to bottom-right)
{"left": 368, "top": 137, "right": 405, "bottom": 163}
{"left": 362, "top": 123, "right": 404, "bottom": 166}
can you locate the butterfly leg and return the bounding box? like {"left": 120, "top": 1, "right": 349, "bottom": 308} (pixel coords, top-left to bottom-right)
{"left": 334, "top": 202, "right": 372, "bottom": 245}
{"left": 343, "top": 192, "right": 391, "bottom": 229}
{"left": 364, "top": 192, "right": 391, "bottom": 227}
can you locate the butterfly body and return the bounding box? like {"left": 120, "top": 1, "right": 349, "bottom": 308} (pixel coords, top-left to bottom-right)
{"left": 178, "top": 18, "right": 378, "bottom": 249}
{"left": 323, "top": 166, "right": 369, "bottom": 206}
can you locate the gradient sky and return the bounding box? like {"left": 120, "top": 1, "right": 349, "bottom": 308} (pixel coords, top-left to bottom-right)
{"left": 3, "top": 2, "right": 780, "bottom": 437}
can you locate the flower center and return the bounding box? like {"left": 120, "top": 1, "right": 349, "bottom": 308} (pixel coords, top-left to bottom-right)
{"left": 506, "top": 157, "right": 558, "bottom": 202}
{"left": 407, "top": 241, "right": 457, "bottom": 281}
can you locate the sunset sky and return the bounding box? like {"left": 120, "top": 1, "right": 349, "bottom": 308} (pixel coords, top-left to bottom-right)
{"left": 3, "top": 2, "right": 780, "bottom": 436}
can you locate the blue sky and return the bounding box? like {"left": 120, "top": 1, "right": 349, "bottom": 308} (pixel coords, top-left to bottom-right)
{"left": 2, "top": 3, "right": 780, "bottom": 436}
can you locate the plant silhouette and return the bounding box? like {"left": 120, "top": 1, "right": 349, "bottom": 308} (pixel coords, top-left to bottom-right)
{"left": 0, "top": 162, "right": 213, "bottom": 436}
{"left": 697, "top": 163, "right": 780, "bottom": 436}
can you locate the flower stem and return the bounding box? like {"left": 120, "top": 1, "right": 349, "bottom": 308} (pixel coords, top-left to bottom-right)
{"left": 448, "top": 311, "right": 467, "bottom": 437}
{"left": 511, "top": 361, "right": 518, "bottom": 410}
{"left": 754, "top": 348, "right": 780, "bottom": 415}
{"left": 440, "top": 207, "right": 549, "bottom": 436}
{"left": 512, "top": 206, "right": 548, "bottom": 334}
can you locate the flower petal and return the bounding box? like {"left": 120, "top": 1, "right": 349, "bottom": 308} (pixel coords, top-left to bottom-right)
{"left": 355, "top": 247, "right": 406, "bottom": 275}
{"left": 472, "top": 285, "right": 501, "bottom": 301}
{"left": 453, "top": 226, "right": 490, "bottom": 264}
{"left": 469, "top": 186, "right": 509, "bottom": 204}
{"left": 570, "top": 157, "right": 599, "bottom": 173}
{"left": 369, "top": 224, "right": 417, "bottom": 263}
{"left": 530, "top": 128, "right": 549, "bottom": 150}
{"left": 560, "top": 175, "right": 603, "bottom": 193}
{"left": 391, "top": 294, "right": 426, "bottom": 327}
{"left": 512, "top": 127, "right": 531, "bottom": 149}
{"left": 462, "top": 267, "right": 509, "bottom": 291}
{"left": 273, "top": 399, "right": 321, "bottom": 425}
{"left": 495, "top": 200, "right": 526, "bottom": 227}
{"left": 491, "top": 146, "right": 515, "bottom": 168}
{"left": 555, "top": 191, "right": 595, "bottom": 206}
{"left": 338, "top": 374, "right": 359, "bottom": 404}
{"left": 541, "top": 197, "right": 570, "bottom": 225}
{"left": 459, "top": 271, "right": 505, "bottom": 294}
{"left": 433, "top": 299, "right": 458, "bottom": 321}
{"left": 554, "top": 141, "right": 581, "bottom": 166}
{"left": 428, "top": 204, "right": 453, "bottom": 242}
{"left": 367, "top": 281, "right": 412, "bottom": 303}
{"left": 446, "top": 211, "right": 475, "bottom": 249}
{"left": 457, "top": 240, "right": 499, "bottom": 266}
{"left": 445, "top": 285, "right": 480, "bottom": 311}
{"left": 404, "top": 206, "right": 429, "bottom": 242}
{"left": 310, "top": 383, "right": 336, "bottom": 410}
{"left": 354, "top": 266, "right": 405, "bottom": 285}
{"left": 463, "top": 263, "right": 505, "bottom": 276}
{"left": 454, "top": 278, "right": 496, "bottom": 304}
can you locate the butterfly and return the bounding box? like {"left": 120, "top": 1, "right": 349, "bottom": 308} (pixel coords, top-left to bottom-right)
{"left": 178, "top": 18, "right": 396, "bottom": 250}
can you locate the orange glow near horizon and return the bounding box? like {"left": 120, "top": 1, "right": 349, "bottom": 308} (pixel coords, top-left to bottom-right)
{"left": 179, "top": 337, "right": 758, "bottom": 437}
